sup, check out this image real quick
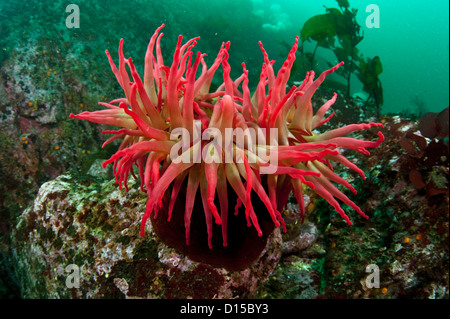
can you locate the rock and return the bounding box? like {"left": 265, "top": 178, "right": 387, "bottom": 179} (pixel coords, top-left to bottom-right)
{"left": 282, "top": 222, "right": 318, "bottom": 254}
{"left": 10, "top": 173, "right": 282, "bottom": 298}
{"left": 260, "top": 254, "right": 323, "bottom": 299}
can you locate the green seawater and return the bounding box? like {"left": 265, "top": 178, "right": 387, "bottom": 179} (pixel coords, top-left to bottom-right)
{"left": 1, "top": 0, "right": 448, "bottom": 115}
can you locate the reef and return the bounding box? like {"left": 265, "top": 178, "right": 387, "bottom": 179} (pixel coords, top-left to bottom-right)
{"left": 10, "top": 167, "right": 284, "bottom": 298}
{"left": 7, "top": 102, "right": 449, "bottom": 299}
{"left": 258, "top": 111, "right": 449, "bottom": 299}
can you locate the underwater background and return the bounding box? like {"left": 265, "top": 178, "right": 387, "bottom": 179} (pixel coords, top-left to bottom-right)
{"left": 0, "top": 0, "right": 448, "bottom": 299}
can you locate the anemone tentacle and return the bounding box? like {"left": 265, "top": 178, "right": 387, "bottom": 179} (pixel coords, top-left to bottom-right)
{"left": 70, "top": 24, "right": 384, "bottom": 249}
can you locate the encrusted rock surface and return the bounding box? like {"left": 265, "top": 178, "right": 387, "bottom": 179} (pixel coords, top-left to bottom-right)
{"left": 261, "top": 115, "right": 449, "bottom": 299}
{"left": 10, "top": 172, "right": 283, "bottom": 298}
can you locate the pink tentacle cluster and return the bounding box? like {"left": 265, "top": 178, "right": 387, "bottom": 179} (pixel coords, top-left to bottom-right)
{"left": 70, "top": 24, "right": 384, "bottom": 249}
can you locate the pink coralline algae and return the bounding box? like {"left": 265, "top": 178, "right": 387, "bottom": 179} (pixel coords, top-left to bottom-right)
{"left": 70, "top": 24, "right": 384, "bottom": 250}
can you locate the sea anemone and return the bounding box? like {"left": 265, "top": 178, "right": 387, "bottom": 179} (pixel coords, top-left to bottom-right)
{"left": 70, "top": 24, "right": 384, "bottom": 261}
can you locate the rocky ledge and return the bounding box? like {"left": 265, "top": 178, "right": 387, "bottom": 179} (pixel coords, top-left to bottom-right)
{"left": 10, "top": 166, "right": 290, "bottom": 298}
